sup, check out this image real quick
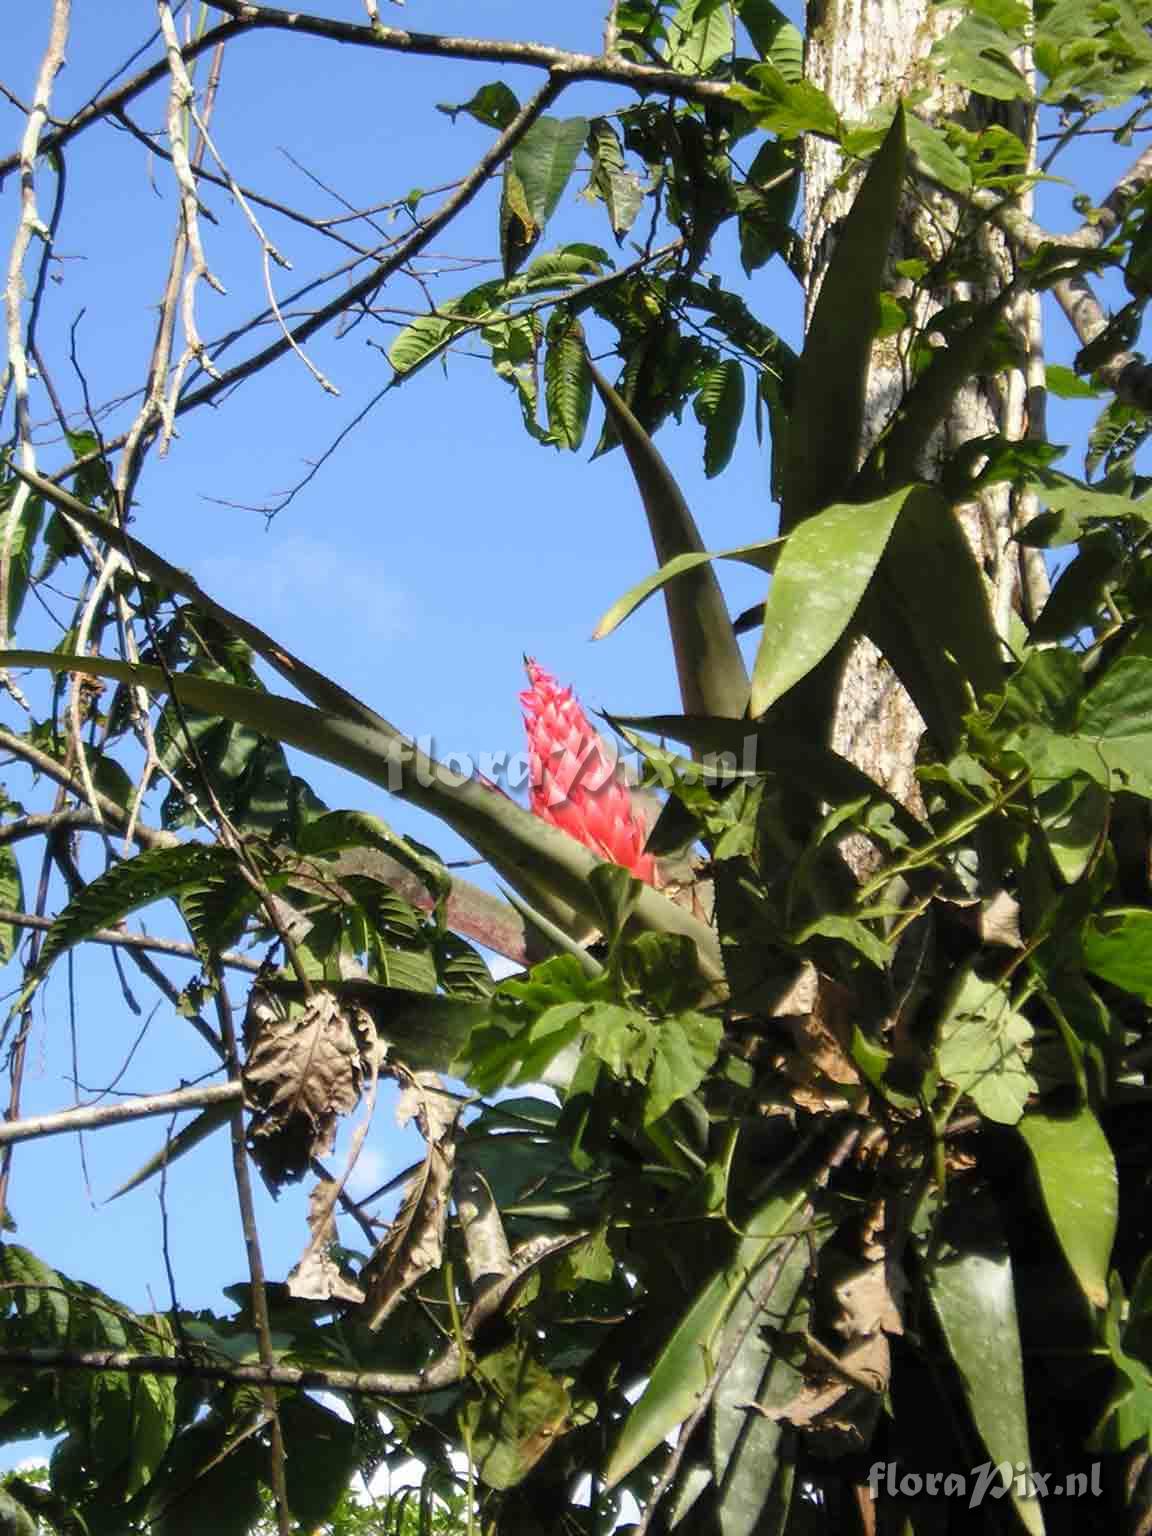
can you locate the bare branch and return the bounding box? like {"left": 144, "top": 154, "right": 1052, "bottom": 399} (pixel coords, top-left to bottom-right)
{"left": 0, "top": 1080, "right": 241, "bottom": 1147}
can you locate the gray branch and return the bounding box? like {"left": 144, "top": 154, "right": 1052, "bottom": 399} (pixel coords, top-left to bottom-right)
{"left": 0, "top": 1080, "right": 241, "bottom": 1147}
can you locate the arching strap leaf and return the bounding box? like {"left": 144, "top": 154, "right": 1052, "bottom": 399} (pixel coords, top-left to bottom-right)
{"left": 1, "top": 648, "right": 724, "bottom": 977}
{"left": 781, "top": 107, "right": 907, "bottom": 529}
{"left": 587, "top": 365, "right": 749, "bottom": 719}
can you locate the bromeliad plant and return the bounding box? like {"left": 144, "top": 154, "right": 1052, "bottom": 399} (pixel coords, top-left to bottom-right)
{"left": 6, "top": 20, "right": 1152, "bottom": 1536}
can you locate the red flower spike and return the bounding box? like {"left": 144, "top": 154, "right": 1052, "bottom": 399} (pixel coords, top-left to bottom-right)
{"left": 520, "top": 658, "right": 657, "bottom": 886}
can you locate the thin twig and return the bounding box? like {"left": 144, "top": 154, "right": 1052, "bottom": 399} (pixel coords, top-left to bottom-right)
{"left": 212, "top": 969, "right": 291, "bottom": 1536}
{"left": 0, "top": 905, "right": 260, "bottom": 972}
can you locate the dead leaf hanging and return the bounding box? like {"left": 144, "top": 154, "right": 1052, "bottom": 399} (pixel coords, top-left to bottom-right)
{"left": 242, "top": 984, "right": 376, "bottom": 1190}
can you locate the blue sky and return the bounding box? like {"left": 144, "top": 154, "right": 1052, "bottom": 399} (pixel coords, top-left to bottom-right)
{"left": 0, "top": 3, "right": 790, "bottom": 1358}
{"left": 0, "top": 0, "right": 1133, "bottom": 1446}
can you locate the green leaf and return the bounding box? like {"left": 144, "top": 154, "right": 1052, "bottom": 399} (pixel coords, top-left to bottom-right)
{"left": 388, "top": 277, "right": 508, "bottom": 376}
{"left": 864, "top": 291, "right": 1017, "bottom": 493}
{"left": 931, "top": 13, "right": 1031, "bottom": 100}
{"left": 904, "top": 114, "right": 973, "bottom": 193}
{"left": 501, "top": 117, "right": 588, "bottom": 276}
{"left": 1031, "top": 533, "right": 1122, "bottom": 642}
{"left": 279, "top": 1394, "right": 359, "bottom": 1528}
{"left": 594, "top": 539, "right": 780, "bottom": 641}
{"left": 1091, "top": 1273, "right": 1152, "bottom": 1452}
{"left": 0, "top": 1489, "right": 38, "bottom": 1536}
{"left": 738, "top": 0, "right": 804, "bottom": 78}
{"left": 611, "top": 711, "right": 928, "bottom": 851}
{"left": 711, "top": 1227, "right": 816, "bottom": 1536}
{"left": 1046, "top": 363, "right": 1100, "bottom": 400}
{"left": 935, "top": 970, "right": 1035, "bottom": 1125}
{"left": 0, "top": 844, "right": 23, "bottom": 966}
{"left": 1035, "top": 775, "right": 1108, "bottom": 884}
{"left": 924, "top": 1197, "right": 1044, "bottom": 1536}
{"left": 750, "top": 485, "right": 915, "bottom": 716}
{"left": 0, "top": 482, "right": 43, "bottom": 640}
{"left": 1018, "top": 1106, "right": 1116, "bottom": 1308}
{"left": 436, "top": 82, "right": 520, "bottom": 129}
{"left": 30, "top": 844, "right": 246, "bottom": 983}
{"left": 728, "top": 65, "right": 841, "bottom": 140}
{"left": 588, "top": 364, "right": 749, "bottom": 719}
{"left": 858, "top": 486, "right": 1002, "bottom": 750}
{"left": 694, "top": 360, "right": 745, "bottom": 478}
{"left": 107, "top": 1102, "right": 234, "bottom": 1202}
{"left": 781, "top": 108, "right": 906, "bottom": 526}
{"left": 603, "top": 1189, "right": 810, "bottom": 1487}
{"left": 544, "top": 311, "right": 593, "bottom": 450}
{"left": 1082, "top": 909, "right": 1152, "bottom": 1001}
{"left": 462, "top": 1342, "right": 573, "bottom": 1489}
{"left": 586, "top": 118, "right": 645, "bottom": 242}
{"left": 147, "top": 1412, "right": 266, "bottom": 1536}
{"left": 646, "top": 1009, "right": 724, "bottom": 1123}
{"left": 127, "top": 1317, "right": 177, "bottom": 1499}
{"left": 667, "top": 0, "right": 734, "bottom": 73}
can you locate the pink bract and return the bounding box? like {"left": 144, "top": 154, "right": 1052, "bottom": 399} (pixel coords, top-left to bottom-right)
{"left": 520, "top": 658, "right": 657, "bottom": 885}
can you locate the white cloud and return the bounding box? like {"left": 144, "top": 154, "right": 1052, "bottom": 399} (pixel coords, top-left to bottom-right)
{"left": 196, "top": 535, "right": 410, "bottom": 643}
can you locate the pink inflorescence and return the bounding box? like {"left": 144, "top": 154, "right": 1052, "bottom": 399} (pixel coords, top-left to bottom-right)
{"left": 520, "top": 658, "right": 657, "bottom": 885}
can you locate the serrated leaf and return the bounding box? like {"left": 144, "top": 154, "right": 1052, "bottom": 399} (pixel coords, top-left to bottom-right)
{"left": 751, "top": 485, "right": 914, "bottom": 716}
{"left": 30, "top": 844, "right": 244, "bottom": 984}
{"left": 694, "top": 360, "right": 745, "bottom": 477}
{"left": 1018, "top": 1106, "right": 1116, "bottom": 1308}
{"left": 544, "top": 312, "right": 592, "bottom": 450}
{"left": 501, "top": 117, "right": 588, "bottom": 276}
{"left": 738, "top": 0, "right": 803, "bottom": 78}
{"left": 0, "top": 844, "right": 23, "bottom": 966}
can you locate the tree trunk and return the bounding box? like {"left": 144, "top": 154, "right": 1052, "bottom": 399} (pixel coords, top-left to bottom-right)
{"left": 802, "top": 0, "right": 1048, "bottom": 805}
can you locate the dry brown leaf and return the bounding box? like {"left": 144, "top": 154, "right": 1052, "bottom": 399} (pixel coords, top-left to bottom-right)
{"left": 243, "top": 985, "right": 375, "bottom": 1190}
{"left": 359, "top": 1071, "right": 459, "bottom": 1329}
{"left": 288, "top": 1176, "right": 366, "bottom": 1303}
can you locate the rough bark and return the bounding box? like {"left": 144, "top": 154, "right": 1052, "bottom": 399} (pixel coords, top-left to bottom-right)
{"left": 802, "top": 0, "right": 1048, "bottom": 807}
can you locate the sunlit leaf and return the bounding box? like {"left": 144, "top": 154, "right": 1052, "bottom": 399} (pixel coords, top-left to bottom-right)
{"left": 750, "top": 485, "right": 915, "bottom": 716}
{"left": 1018, "top": 1105, "right": 1116, "bottom": 1308}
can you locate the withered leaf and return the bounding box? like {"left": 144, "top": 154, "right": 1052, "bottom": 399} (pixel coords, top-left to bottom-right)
{"left": 359, "top": 1071, "right": 458, "bottom": 1329}
{"left": 288, "top": 1176, "right": 366, "bottom": 1303}
{"left": 243, "top": 985, "right": 375, "bottom": 1190}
